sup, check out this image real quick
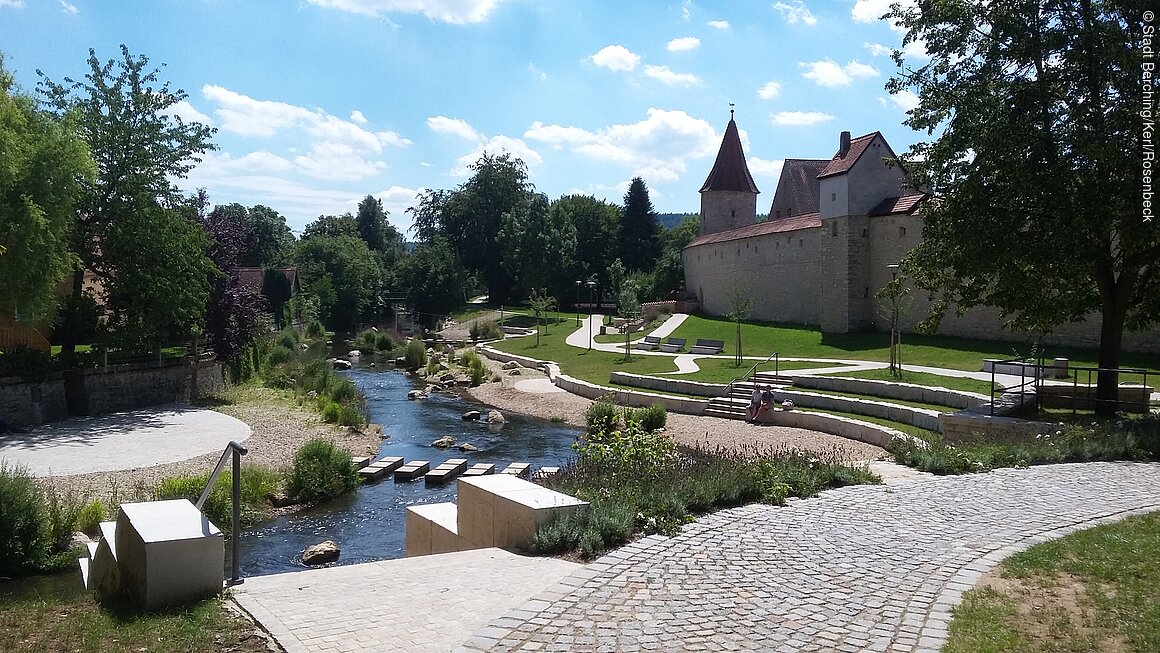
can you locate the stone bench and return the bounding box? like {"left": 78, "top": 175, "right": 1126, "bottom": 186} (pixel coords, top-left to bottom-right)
{"left": 689, "top": 339, "right": 725, "bottom": 355}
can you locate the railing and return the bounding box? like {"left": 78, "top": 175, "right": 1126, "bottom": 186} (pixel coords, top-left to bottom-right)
{"left": 197, "top": 440, "right": 248, "bottom": 586}
{"left": 725, "top": 352, "right": 780, "bottom": 397}
{"left": 0, "top": 326, "right": 51, "bottom": 353}
{"left": 989, "top": 357, "right": 1153, "bottom": 416}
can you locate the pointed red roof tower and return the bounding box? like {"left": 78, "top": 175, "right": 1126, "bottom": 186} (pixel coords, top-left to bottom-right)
{"left": 699, "top": 109, "right": 759, "bottom": 235}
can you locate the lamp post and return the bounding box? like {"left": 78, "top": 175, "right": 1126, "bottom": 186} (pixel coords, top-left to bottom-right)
{"left": 574, "top": 280, "right": 582, "bottom": 327}
{"left": 586, "top": 280, "right": 596, "bottom": 351}
{"left": 887, "top": 264, "right": 900, "bottom": 376}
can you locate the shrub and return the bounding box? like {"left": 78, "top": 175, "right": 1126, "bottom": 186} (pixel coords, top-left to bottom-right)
{"left": 274, "top": 329, "right": 299, "bottom": 351}
{"left": 0, "top": 462, "right": 47, "bottom": 575}
{"left": 403, "top": 338, "right": 427, "bottom": 371}
{"left": 321, "top": 401, "right": 342, "bottom": 423}
{"left": 156, "top": 465, "right": 282, "bottom": 528}
{"left": 76, "top": 500, "right": 106, "bottom": 535}
{"left": 469, "top": 319, "right": 502, "bottom": 341}
{"left": 574, "top": 422, "right": 678, "bottom": 471}
{"left": 304, "top": 320, "right": 326, "bottom": 339}
{"left": 425, "top": 357, "right": 440, "bottom": 377}
{"left": 336, "top": 403, "right": 364, "bottom": 427}
{"left": 0, "top": 346, "right": 52, "bottom": 383}
{"left": 585, "top": 400, "right": 620, "bottom": 434}
{"left": 267, "top": 344, "right": 296, "bottom": 367}
{"left": 43, "top": 486, "right": 82, "bottom": 553}
{"left": 632, "top": 404, "right": 667, "bottom": 431}
{"left": 374, "top": 331, "right": 397, "bottom": 352}
{"left": 286, "top": 439, "right": 359, "bottom": 503}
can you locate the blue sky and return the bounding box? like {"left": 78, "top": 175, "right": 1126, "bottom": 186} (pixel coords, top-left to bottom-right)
{"left": 0, "top": 0, "right": 925, "bottom": 236}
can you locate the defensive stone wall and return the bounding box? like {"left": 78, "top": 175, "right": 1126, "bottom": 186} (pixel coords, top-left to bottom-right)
{"left": 0, "top": 375, "right": 68, "bottom": 426}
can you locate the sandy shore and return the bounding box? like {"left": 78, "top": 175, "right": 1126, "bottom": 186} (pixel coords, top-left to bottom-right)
{"left": 40, "top": 396, "right": 383, "bottom": 506}
{"left": 465, "top": 357, "right": 887, "bottom": 464}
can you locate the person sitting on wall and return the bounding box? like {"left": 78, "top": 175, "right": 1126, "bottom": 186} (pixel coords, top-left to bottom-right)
{"left": 754, "top": 385, "right": 776, "bottom": 422}
{"left": 746, "top": 385, "right": 762, "bottom": 422}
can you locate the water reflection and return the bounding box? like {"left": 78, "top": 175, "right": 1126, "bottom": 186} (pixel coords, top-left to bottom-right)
{"left": 234, "top": 364, "right": 580, "bottom": 577}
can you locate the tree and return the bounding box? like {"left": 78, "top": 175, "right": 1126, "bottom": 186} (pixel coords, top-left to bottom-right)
{"left": 38, "top": 45, "right": 216, "bottom": 363}
{"left": 724, "top": 283, "right": 753, "bottom": 367}
{"left": 301, "top": 213, "right": 359, "bottom": 240}
{"left": 651, "top": 215, "right": 701, "bottom": 299}
{"left": 199, "top": 197, "right": 267, "bottom": 364}
{"left": 241, "top": 204, "right": 294, "bottom": 268}
{"left": 398, "top": 237, "right": 466, "bottom": 323}
{"left": 527, "top": 288, "right": 554, "bottom": 348}
{"left": 887, "top": 0, "right": 1158, "bottom": 413}
{"left": 355, "top": 194, "right": 405, "bottom": 291}
{"left": 618, "top": 281, "right": 642, "bottom": 361}
{"left": 551, "top": 194, "right": 621, "bottom": 302}
{"left": 261, "top": 268, "right": 292, "bottom": 330}
{"left": 0, "top": 57, "right": 91, "bottom": 322}
{"left": 620, "top": 177, "right": 662, "bottom": 273}
{"left": 293, "top": 228, "right": 386, "bottom": 332}
{"left": 499, "top": 193, "right": 577, "bottom": 296}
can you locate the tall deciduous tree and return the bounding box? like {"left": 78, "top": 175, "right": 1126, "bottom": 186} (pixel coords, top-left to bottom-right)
{"left": 620, "top": 177, "right": 662, "bottom": 273}
{"left": 0, "top": 57, "right": 91, "bottom": 322}
{"left": 242, "top": 204, "right": 295, "bottom": 268}
{"left": 551, "top": 194, "right": 621, "bottom": 301}
{"left": 888, "top": 0, "right": 1158, "bottom": 413}
{"left": 398, "top": 237, "right": 465, "bottom": 323}
{"left": 499, "top": 193, "right": 577, "bottom": 296}
{"left": 199, "top": 198, "right": 267, "bottom": 364}
{"left": 38, "top": 45, "right": 216, "bottom": 362}
{"left": 294, "top": 221, "right": 386, "bottom": 332}
{"left": 651, "top": 215, "right": 701, "bottom": 299}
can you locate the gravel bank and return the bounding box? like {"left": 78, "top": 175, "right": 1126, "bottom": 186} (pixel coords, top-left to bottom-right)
{"left": 40, "top": 398, "right": 382, "bottom": 507}
{"left": 465, "top": 357, "right": 887, "bottom": 464}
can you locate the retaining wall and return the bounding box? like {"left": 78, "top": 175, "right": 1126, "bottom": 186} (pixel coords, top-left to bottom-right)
{"left": 609, "top": 372, "right": 726, "bottom": 398}
{"left": 552, "top": 374, "right": 710, "bottom": 415}
{"left": 774, "top": 389, "right": 944, "bottom": 432}
{"left": 939, "top": 412, "right": 1059, "bottom": 444}
{"left": 791, "top": 376, "right": 987, "bottom": 410}
{"left": 0, "top": 375, "right": 68, "bottom": 426}
{"left": 758, "top": 409, "right": 906, "bottom": 449}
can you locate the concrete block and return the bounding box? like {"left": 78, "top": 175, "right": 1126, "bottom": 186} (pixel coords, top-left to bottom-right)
{"left": 406, "top": 502, "right": 461, "bottom": 556}
{"left": 457, "top": 476, "right": 587, "bottom": 549}
{"left": 395, "top": 460, "right": 430, "bottom": 481}
{"left": 351, "top": 456, "right": 371, "bottom": 469}
{"left": 425, "top": 458, "right": 469, "bottom": 485}
{"left": 115, "top": 500, "right": 223, "bottom": 610}
{"left": 462, "top": 463, "right": 496, "bottom": 477}
{"left": 501, "top": 463, "right": 530, "bottom": 477}
{"left": 87, "top": 521, "right": 120, "bottom": 596}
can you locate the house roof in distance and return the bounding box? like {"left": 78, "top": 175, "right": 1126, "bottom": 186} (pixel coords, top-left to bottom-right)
{"left": 685, "top": 212, "right": 822, "bottom": 248}
{"left": 235, "top": 267, "right": 299, "bottom": 295}
{"left": 869, "top": 191, "right": 928, "bottom": 216}
{"left": 699, "top": 113, "right": 759, "bottom": 194}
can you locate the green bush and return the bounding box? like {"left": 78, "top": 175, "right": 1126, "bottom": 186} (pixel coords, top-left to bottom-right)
{"left": 286, "top": 439, "right": 359, "bottom": 503}
{"left": 404, "top": 338, "right": 427, "bottom": 371}
{"left": 425, "top": 357, "right": 440, "bottom": 377}
{"left": 156, "top": 464, "right": 282, "bottom": 529}
{"left": 274, "top": 329, "right": 299, "bottom": 351}
{"left": 585, "top": 400, "right": 620, "bottom": 434}
{"left": 0, "top": 346, "right": 52, "bottom": 383}
{"left": 469, "top": 319, "right": 502, "bottom": 341}
{"left": 321, "top": 401, "right": 341, "bottom": 423}
{"left": 0, "top": 462, "right": 47, "bottom": 575}
{"left": 629, "top": 404, "right": 666, "bottom": 431}
{"left": 43, "top": 486, "right": 82, "bottom": 553}
{"left": 375, "top": 331, "right": 397, "bottom": 352}
{"left": 267, "top": 344, "right": 296, "bottom": 367}
{"left": 305, "top": 320, "right": 326, "bottom": 339}
{"left": 76, "top": 500, "right": 106, "bottom": 535}
{"left": 354, "top": 329, "right": 396, "bottom": 353}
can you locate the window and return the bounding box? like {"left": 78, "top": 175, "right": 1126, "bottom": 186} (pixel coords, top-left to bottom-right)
{"left": 831, "top": 222, "right": 838, "bottom": 237}
{"left": 862, "top": 228, "right": 868, "bottom": 238}
{"left": 899, "top": 226, "right": 907, "bottom": 237}
{"left": 731, "top": 209, "right": 735, "bottom": 218}
{"left": 799, "top": 239, "right": 803, "bottom": 247}
{"left": 831, "top": 193, "right": 836, "bottom": 201}
{"left": 775, "top": 210, "right": 781, "bottom": 218}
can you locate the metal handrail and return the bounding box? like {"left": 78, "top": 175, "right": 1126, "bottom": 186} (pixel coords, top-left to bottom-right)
{"left": 197, "top": 440, "right": 248, "bottom": 586}
{"left": 725, "top": 351, "right": 780, "bottom": 397}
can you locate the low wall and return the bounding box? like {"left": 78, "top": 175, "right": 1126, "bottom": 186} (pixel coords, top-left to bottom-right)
{"left": 774, "top": 389, "right": 944, "bottom": 433}
{"left": 792, "top": 376, "right": 987, "bottom": 410}
{"left": 609, "top": 372, "right": 726, "bottom": 398}
{"left": 640, "top": 300, "right": 698, "bottom": 323}
{"left": 1038, "top": 384, "right": 1154, "bottom": 414}
{"left": 477, "top": 347, "right": 552, "bottom": 374}
{"left": 0, "top": 375, "right": 68, "bottom": 426}
{"left": 939, "top": 411, "right": 1059, "bottom": 444}
{"left": 757, "top": 409, "right": 906, "bottom": 448}
{"left": 552, "top": 374, "right": 710, "bottom": 415}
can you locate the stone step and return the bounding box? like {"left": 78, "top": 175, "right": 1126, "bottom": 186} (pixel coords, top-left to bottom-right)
{"left": 500, "top": 462, "right": 530, "bottom": 478}
{"left": 395, "top": 460, "right": 431, "bottom": 482}
{"left": 425, "top": 458, "right": 469, "bottom": 485}
{"left": 704, "top": 407, "right": 745, "bottom": 421}
{"left": 532, "top": 466, "right": 560, "bottom": 479}
{"left": 351, "top": 456, "right": 371, "bottom": 469}
{"left": 358, "top": 456, "right": 405, "bottom": 482}
{"left": 462, "top": 463, "right": 495, "bottom": 477}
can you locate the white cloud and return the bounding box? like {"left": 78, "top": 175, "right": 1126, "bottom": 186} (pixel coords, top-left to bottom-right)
{"left": 756, "top": 81, "right": 782, "bottom": 100}
{"left": 771, "top": 111, "right": 836, "bottom": 126}
{"left": 667, "top": 37, "right": 700, "bottom": 52}
{"left": 890, "top": 89, "right": 920, "bottom": 111}
{"left": 707, "top": 19, "right": 730, "bottom": 29}
{"left": 864, "top": 42, "right": 893, "bottom": 57}
{"left": 749, "top": 157, "right": 784, "bottom": 178}
{"left": 305, "top": 0, "right": 502, "bottom": 24}
{"left": 427, "top": 115, "right": 481, "bottom": 141}
{"left": 772, "top": 1, "right": 815, "bottom": 26}
{"left": 165, "top": 100, "right": 213, "bottom": 126}
{"left": 58, "top": 0, "right": 77, "bottom": 14}
{"left": 525, "top": 108, "right": 718, "bottom": 182}
{"left": 350, "top": 110, "right": 368, "bottom": 125}
{"left": 0, "top": 0, "right": 26, "bottom": 8}
{"left": 449, "top": 135, "right": 542, "bottom": 177}
{"left": 589, "top": 45, "right": 640, "bottom": 72}
{"left": 642, "top": 65, "right": 701, "bottom": 87}
{"left": 851, "top": 0, "right": 894, "bottom": 23}
{"left": 798, "top": 59, "right": 879, "bottom": 86}
{"left": 681, "top": 0, "right": 692, "bottom": 21}
{"left": 199, "top": 85, "right": 409, "bottom": 182}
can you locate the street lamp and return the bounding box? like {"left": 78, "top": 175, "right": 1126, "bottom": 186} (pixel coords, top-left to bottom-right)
{"left": 574, "top": 280, "right": 582, "bottom": 327}
{"left": 887, "top": 264, "right": 900, "bottom": 376}
{"left": 586, "top": 279, "right": 597, "bottom": 351}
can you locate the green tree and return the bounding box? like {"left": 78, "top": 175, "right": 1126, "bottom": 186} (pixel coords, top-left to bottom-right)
{"left": 398, "top": 237, "right": 466, "bottom": 324}
{"left": 261, "top": 268, "right": 292, "bottom": 330}
{"left": 355, "top": 194, "right": 405, "bottom": 289}
{"left": 38, "top": 45, "right": 216, "bottom": 362}
{"left": 724, "top": 283, "right": 753, "bottom": 367}
{"left": 293, "top": 229, "right": 386, "bottom": 332}
{"left": 242, "top": 204, "right": 294, "bottom": 268}
{"left": 301, "top": 213, "right": 359, "bottom": 240}
{"left": 499, "top": 193, "right": 577, "bottom": 296}
{"left": 0, "top": 57, "right": 91, "bottom": 322}
{"left": 527, "top": 287, "right": 554, "bottom": 348}
{"left": 620, "top": 177, "right": 662, "bottom": 273}
{"left": 551, "top": 194, "right": 621, "bottom": 301}
{"left": 888, "top": 0, "right": 1158, "bottom": 413}
{"left": 650, "top": 215, "right": 701, "bottom": 300}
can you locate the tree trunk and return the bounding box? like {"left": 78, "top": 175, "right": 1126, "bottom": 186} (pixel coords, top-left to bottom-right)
{"left": 56, "top": 269, "right": 86, "bottom": 369}
{"left": 1093, "top": 264, "right": 1131, "bottom": 416}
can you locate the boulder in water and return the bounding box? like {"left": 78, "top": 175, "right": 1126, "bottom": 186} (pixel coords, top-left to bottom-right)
{"left": 302, "top": 540, "right": 340, "bottom": 565}
{"left": 486, "top": 410, "right": 505, "bottom": 424}
{"left": 462, "top": 410, "right": 481, "bottom": 421}
{"left": 457, "top": 442, "right": 479, "bottom": 452}
{"left": 431, "top": 435, "right": 456, "bottom": 448}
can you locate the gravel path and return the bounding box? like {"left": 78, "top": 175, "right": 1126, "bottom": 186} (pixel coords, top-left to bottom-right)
{"left": 465, "top": 358, "right": 886, "bottom": 464}
{"left": 39, "top": 398, "right": 383, "bottom": 506}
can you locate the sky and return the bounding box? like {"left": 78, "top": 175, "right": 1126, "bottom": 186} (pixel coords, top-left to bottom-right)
{"left": 0, "top": 0, "right": 926, "bottom": 237}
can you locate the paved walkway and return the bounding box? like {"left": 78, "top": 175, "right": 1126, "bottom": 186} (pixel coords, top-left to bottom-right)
{"left": 0, "top": 404, "right": 250, "bottom": 476}
{"left": 232, "top": 547, "right": 579, "bottom": 653}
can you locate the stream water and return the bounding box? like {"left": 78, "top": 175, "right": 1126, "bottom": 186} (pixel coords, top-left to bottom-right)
{"left": 233, "top": 363, "right": 581, "bottom": 577}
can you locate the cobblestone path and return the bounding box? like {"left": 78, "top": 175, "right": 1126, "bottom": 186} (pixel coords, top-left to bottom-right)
{"left": 455, "top": 462, "right": 1160, "bottom": 653}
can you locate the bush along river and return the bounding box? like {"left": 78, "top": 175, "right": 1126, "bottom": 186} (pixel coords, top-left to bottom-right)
{"left": 234, "top": 364, "right": 582, "bottom": 577}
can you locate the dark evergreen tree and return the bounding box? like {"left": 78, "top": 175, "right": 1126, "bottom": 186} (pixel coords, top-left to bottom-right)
{"left": 619, "top": 177, "right": 662, "bottom": 273}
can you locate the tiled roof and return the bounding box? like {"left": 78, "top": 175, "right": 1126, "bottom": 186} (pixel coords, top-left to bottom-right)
{"left": 818, "top": 132, "right": 879, "bottom": 178}
{"left": 869, "top": 192, "right": 928, "bottom": 216}
{"left": 699, "top": 117, "right": 759, "bottom": 194}
{"left": 685, "top": 212, "right": 821, "bottom": 248}
{"left": 768, "top": 159, "right": 827, "bottom": 217}
{"left": 235, "top": 267, "right": 298, "bottom": 295}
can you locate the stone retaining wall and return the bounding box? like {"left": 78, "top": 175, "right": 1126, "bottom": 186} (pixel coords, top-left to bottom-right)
{"left": 939, "top": 411, "right": 1059, "bottom": 444}
{"left": 791, "top": 376, "right": 987, "bottom": 410}
{"left": 0, "top": 375, "right": 68, "bottom": 426}
{"left": 609, "top": 372, "right": 726, "bottom": 398}
{"left": 758, "top": 409, "right": 906, "bottom": 448}
{"left": 774, "top": 389, "right": 944, "bottom": 432}
{"left": 552, "top": 374, "right": 710, "bottom": 415}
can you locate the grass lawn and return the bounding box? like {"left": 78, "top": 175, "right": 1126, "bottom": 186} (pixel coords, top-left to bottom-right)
{"left": 944, "top": 510, "right": 1160, "bottom": 653}
{"left": 819, "top": 367, "right": 999, "bottom": 395}
{"left": 0, "top": 593, "right": 269, "bottom": 653}
{"left": 664, "top": 315, "right": 1160, "bottom": 375}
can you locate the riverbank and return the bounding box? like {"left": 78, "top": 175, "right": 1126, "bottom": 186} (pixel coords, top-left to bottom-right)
{"left": 38, "top": 385, "right": 383, "bottom": 507}
{"left": 464, "top": 357, "right": 887, "bottom": 463}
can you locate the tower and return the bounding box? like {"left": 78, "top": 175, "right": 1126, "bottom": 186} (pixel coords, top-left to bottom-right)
{"left": 699, "top": 109, "right": 759, "bottom": 235}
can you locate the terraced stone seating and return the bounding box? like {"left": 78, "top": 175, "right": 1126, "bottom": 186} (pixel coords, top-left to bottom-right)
{"left": 689, "top": 338, "right": 725, "bottom": 355}
{"left": 659, "top": 337, "right": 687, "bottom": 353}
{"left": 634, "top": 335, "right": 661, "bottom": 351}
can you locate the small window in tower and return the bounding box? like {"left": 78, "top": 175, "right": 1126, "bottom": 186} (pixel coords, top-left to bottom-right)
{"left": 775, "top": 241, "right": 779, "bottom": 250}
{"left": 775, "top": 210, "right": 781, "bottom": 219}
{"left": 899, "top": 226, "right": 907, "bottom": 237}
{"left": 831, "top": 193, "right": 836, "bottom": 202}
{"left": 799, "top": 239, "right": 803, "bottom": 247}
{"left": 831, "top": 222, "right": 838, "bottom": 237}
{"left": 864, "top": 287, "right": 869, "bottom": 298}
{"left": 787, "top": 207, "right": 792, "bottom": 216}
{"left": 731, "top": 210, "right": 735, "bottom": 218}
{"left": 862, "top": 228, "right": 868, "bottom": 238}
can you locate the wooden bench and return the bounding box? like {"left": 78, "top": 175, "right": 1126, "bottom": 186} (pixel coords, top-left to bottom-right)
{"left": 634, "top": 335, "right": 661, "bottom": 351}
{"left": 658, "top": 337, "right": 686, "bottom": 353}
{"left": 689, "top": 338, "right": 725, "bottom": 354}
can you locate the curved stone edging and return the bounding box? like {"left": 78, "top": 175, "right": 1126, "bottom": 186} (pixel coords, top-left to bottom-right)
{"left": 761, "top": 409, "right": 907, "bottom": 448}
{"left": 553, "top": 374, "right": 710, "bottom": 415}
{"left": 609, "top": 371, "right": 725, "bottom": 397}
{"left": 792, "top": 375, "right": 988, "bottom": 409}
{"left": 775, "top": 389, "right": 944, "bottom": 432}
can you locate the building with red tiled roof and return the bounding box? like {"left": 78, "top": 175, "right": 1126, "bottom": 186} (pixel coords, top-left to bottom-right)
{"left": 698, "top": 111, "right": 760, "bottom": 236}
